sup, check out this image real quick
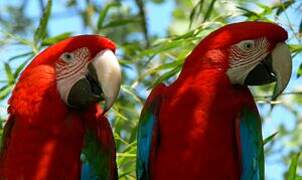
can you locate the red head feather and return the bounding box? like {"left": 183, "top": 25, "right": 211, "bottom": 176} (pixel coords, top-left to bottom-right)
{"left": 183, "top": 21, "right": 288, "bottom": 72}
{"left": 9, "top": 35, "right": 116, "bottom": 119}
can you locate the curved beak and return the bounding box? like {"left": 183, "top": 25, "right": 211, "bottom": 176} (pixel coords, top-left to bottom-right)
{"left": 271, "top": 43, "right": 292, "bottom": 99}
{"left": 90, "top": 49, "right": 121, "bottom": 111}
{"left": 244, "top": 42, "right": 292, "bottom": 99}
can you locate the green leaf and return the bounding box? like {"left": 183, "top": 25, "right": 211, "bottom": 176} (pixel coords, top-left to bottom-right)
{"left": 290, "top": 44, "right": 302, "bottom": 53}
{"left": 116, "top": 153, "right": 136, "bottom": 158}
{"left": 42, "top": 32, "right": 72, "bottom": 46}
{"left": 263, "top": 132, "right": 278, "bottom": 145}
{"left": 299, "top": 18, "right": 302, "bottom": 35}
{"left": 4, "top": 63, "right": 14, "bottom": 85}
{"left": 297, "top": 63, "right": 302, "bottom": 78}
{"left": 0, "top": 85, "right": 13, "bottom": 100}
{"left": 8, "top": 52, "right": 33, "bottom": 62}
{"left": 189, "top": 6, "right": 197, "bottom": 28}
{"left": 296, "top": 176, "right": 302, "bottom": 180}
{"left": 34, "top": 0, "right": 52, "bottom": 44}
{"left": 287, "top": 152, "right": 300, "bottom": 180}
{"left": 111, "top": 108, "right": 128, "bottom": 121}
{"left": 14, "top": 59, "right": 31, "bottom": 78}
{"left": 145, "top": 59, "right": 184, "bottom": 76}
{"left": 97, "top": 2, "right": 121, "bottom": 30}
{"left": 203, "top": 0, "right": 216, "bottom": 22}
{"left": 173, "top": 28, "right": 201, "bottom": 41}
{"left": 189, "top": 0, "right": 204, "bottom": 28}
{"left": 275, "top": 0, "right": 295, "bottom": 16}
{"left": 102, "top": 18, "right": 141, "bottom": 29}
{"left": 0, "top": 30, "right": 33, "bottom": 48}
{"left": 140, "top": 38, "right": 192, "bottom": 57}
{"left": 66, "top": 0, "right": 77, "bottom": 7}
{"left": 151, "top": 0, "right": 164, "bottom": 4}
{"left": 255, "top": 2, "right": 273, "bottom": 15}
{"left": 149, "top": 65, "right": 181, "bottom": 89}
{"left": 121, "top": 85, "right": 143, "bottom": 105}
{"left": 237, "top": 6, "right": 261, "bottom": 19}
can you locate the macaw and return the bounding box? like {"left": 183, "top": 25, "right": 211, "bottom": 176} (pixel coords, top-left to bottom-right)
{"left": 137, "top": 21, "right": 292, "bottom": 180}
{"left": 0, "top": 35, "right": 121, "bottom": 180}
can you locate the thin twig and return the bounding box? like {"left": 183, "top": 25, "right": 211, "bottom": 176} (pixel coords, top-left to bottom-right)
{"left": 135, "top": 0, "right": 150, "bottom": 47}
{"left": 255, "top": 91, "right": 302, "bottom": 99}
{"left": 39, "top": 0, "right": 45, "bottom": 14}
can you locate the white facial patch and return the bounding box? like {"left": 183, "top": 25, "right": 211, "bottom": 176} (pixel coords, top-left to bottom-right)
{"left": 56, "top": 47, "right": 90, "bottom": 104}
{"left": 226, "top": 38, "right": 270, "bottom": 85}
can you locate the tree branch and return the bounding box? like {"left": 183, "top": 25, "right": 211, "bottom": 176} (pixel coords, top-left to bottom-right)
{"left": 255, "top": 91, "right": 302, "bottom": 99}
{"left": 39, "top": 0, "right": 45, "bottom": 14}
{"left": 135, "top": 0, "right": 150, "bottom": 47}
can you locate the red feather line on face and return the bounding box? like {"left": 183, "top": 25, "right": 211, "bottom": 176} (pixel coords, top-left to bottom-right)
{"left": 229, "top": 38, "right": 270, "bottom": 68}
{"left": 56, "top": 47, "right": 90, "bottom": 81}
{"left": 56, "top": 60, "right": 87, "bottom": 81}
{"left": 230, "top": 38, "right": 266, "bottom": 60}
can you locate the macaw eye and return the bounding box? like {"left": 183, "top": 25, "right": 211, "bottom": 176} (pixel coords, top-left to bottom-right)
{"left": 237, "top": 40, "right": 255, "bottom": 51}
{"left": 60, "top": 52, "right": 74, "bottom": 62}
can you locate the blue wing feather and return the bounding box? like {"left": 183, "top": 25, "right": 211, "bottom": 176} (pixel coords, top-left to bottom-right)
{"left": 137, "top": 84, "right": 165, "bottom": 180}
{"left": 240, "top": 107, "right": 264, "bottom": 180}
{"left": 137, "top": 109, "right": 157, "bottom": 180}
{"left": 81, "top": 163, "right": 99, "bottom": 180}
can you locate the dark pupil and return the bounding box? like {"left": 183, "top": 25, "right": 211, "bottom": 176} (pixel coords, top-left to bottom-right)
{"left": 64, "top": 54, "right": 72, "bottom": 59}
{"left": 246, "top": 43, "right": 251, "bottom": 48}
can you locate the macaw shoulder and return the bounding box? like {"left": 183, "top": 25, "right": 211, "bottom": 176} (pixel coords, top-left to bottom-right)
{"left": 144, "top": 83, "right": 167, "bottom": 108}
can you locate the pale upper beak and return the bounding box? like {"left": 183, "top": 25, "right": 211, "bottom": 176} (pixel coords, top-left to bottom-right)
{"left": 270, "top": 43, "right": 292, "bottom": 99}
{"left": 91, "top": 49, "right": 122, "bottom": 111}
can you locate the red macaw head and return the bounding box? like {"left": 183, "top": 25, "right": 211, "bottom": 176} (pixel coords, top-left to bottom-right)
{"left": 16, "top": 35, "right": 121, "bottom": 111}
{"left": 183, "top": 21, "right": 292, "bottom": 98}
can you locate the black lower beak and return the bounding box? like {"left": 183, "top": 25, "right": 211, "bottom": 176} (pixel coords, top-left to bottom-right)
{"left": 67, "top": 63, "right": 104, "bottom": 109}
{"left": 244, "top": 54, "right": 276, "bottom": 85}
{"left": 86, "top": 63, "right": 104, "bottom": 100}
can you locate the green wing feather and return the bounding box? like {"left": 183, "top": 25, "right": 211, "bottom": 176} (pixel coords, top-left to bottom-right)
{"left": 81, "top": 116, "right": 117, "bottom": 180}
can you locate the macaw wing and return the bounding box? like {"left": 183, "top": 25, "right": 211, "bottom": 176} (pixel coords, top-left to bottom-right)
{"left": 137, "top": 84, "right": 166, "bottom": 180}
{"left": 237, "top": 106, "right": 264, "bottom": 180}
{"left": 81, "top": 116, "right": 117, "bottom": 180}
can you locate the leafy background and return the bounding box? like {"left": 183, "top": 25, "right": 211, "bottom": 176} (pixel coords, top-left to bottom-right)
{"left": 0, "top": 0, "right": 301, "bottom": 179}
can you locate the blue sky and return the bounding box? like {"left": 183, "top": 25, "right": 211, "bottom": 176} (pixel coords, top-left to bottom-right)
{"left": 0, "top": 1, "right": 301, "bottom": 179}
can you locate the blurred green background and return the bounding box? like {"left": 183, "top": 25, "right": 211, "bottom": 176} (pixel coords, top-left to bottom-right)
{"left": 0, "top": 0, "right": 301, "bottom": 179}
